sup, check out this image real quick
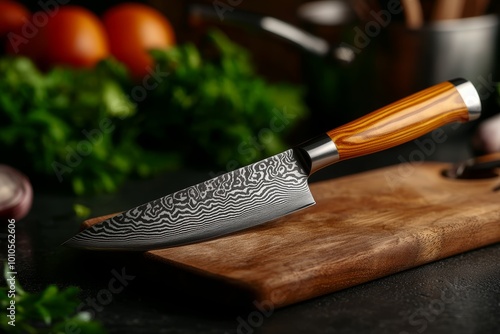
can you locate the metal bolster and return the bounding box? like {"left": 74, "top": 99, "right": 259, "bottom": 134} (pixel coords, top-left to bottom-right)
{"left": 449, "top": 78, "right": 482, "bottom": 121}
{"left": 295, "top": 134, "right": 340, "bottom": 175}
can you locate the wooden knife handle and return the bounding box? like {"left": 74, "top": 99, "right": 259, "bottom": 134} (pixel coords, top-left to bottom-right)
{"left": 327, "top": 79, "right": 480, "bottom": 161}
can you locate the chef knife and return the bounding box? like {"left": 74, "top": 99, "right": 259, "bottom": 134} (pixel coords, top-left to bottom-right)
{"left": 64, "top": 78, "right": 481, "bottom": 251}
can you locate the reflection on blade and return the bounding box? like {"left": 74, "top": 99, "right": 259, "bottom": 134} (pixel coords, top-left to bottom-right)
{"left": 64, "top": 149, "right": 315, "bottom": 251}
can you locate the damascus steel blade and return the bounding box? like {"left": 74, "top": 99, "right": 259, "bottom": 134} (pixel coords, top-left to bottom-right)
{"left": 64, "top": 149, "right": 314, "bottom": 251}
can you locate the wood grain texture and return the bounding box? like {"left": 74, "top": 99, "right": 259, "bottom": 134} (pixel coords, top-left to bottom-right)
{"left": 83, "top": 163, "right": 500, "bottom": 308}
{"left": 328, "top": 82, "right": 470, "bottom": 161}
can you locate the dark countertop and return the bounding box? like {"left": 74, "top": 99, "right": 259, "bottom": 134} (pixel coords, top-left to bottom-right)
{"left": 4, "top": 132, "right": 500, "bottom": 334}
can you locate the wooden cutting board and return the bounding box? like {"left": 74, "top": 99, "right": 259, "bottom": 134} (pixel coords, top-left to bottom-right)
{"left": 83, "top": 162, "right": 500, "bottom": 308}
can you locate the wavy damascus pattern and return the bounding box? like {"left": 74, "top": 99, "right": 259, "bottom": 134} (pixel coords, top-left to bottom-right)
{"left": 66, "top": 149, "right": 314, "bottom": 251}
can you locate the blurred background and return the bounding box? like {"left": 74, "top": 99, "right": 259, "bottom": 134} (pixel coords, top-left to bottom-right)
{"left": 1, "top": 0, "right": 500, "bottom": 203}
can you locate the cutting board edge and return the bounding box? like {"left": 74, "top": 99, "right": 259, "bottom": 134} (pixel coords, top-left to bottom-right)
{"left": 272, "top": 239, "right": 500, "bottom": 308}
{"left": 249, "top": 210, "right": 500, "bottom": 307}
{"left": 142, "top": 223, "right": 500, "bottom": 309}
{"left": 143, "top": 250, "right": 266, "bottom": 304}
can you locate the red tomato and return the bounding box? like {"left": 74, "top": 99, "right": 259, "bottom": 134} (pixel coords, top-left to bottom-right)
{"left": 0, "top": 0, "right": 30, "bottom": 38}
{"left": 7, "top": 6, "right": 109, "bottom": 69}
{"left": 103, "top": 3, "right": 175, "bottom": 79}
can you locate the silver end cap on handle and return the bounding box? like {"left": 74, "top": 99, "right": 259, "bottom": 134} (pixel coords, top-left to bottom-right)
{"left": 449, "top": 78, "right": 482, "bottom": 121}
{"left": 295, "top": 134, "right": 340, "bottom": 175}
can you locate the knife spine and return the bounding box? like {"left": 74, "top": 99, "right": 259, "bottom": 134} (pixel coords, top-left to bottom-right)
{"left": 295, "top": 134, "right": 340, "bottom": 175}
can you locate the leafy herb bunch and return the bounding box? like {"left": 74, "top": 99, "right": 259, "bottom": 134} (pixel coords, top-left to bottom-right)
{"left": 0, "top": 30, "right": 308, "bottom": 195}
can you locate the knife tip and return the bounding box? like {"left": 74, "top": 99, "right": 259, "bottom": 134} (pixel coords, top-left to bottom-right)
{"left": 60, "top": 236, "right": 78, "bottom": 249}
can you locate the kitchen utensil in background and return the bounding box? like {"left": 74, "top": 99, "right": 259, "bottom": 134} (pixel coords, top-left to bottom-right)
{"left": 297, "top": 0, "right": 499, "bottom": 128}
{"left": 189, "top": 2, "right": 356, "bottom": 64}
{"left": 63, "top": 79, "right": 480, "bottom": 251}
{"left": 401, "top": 0, "right": 424, "bottom": 28}
{"left": 443, "top": 152, "right": 500, "bottom": 179}
{"left": 431, "top": 0, "right": 467, "bottom": 22}
{"left": 189, "top": 1, "right": 499, "bottom": 137}
{"left": 378, "top": 13, "right": 499, "bottom": 107}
